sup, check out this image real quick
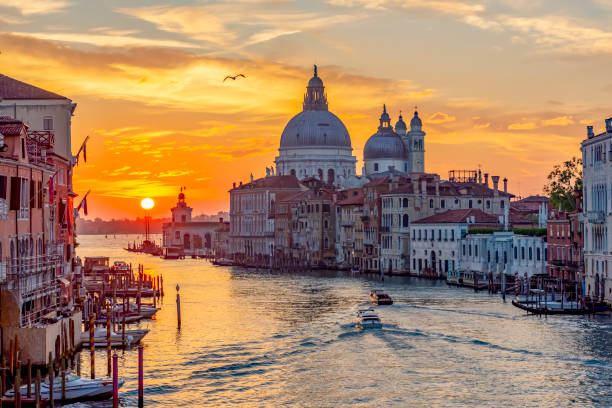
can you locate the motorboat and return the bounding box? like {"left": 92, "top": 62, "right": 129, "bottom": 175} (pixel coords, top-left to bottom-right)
{"left": 80, "top": 327, "right": 149, "bottom": 347}
{"left": 369, "top": 289, "right": 393, "bottom": 305}
{"left": 5, "top": 374, "right": 124, "bottom": 402}
{"left": 212, "top": 258, "right": 234, "bottom": 266}
{"left": 117, "top": 303, "right": 160, "bottom": 318}
{"left": 356, "top": 308, "right": 382, "bottom": 329}
{"left": 95, "top": 312, "right": 142, "bottom": 325}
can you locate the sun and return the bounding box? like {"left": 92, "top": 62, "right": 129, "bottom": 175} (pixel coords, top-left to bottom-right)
{"left": 141, "top": 198, "right": 154, "bottom": 210}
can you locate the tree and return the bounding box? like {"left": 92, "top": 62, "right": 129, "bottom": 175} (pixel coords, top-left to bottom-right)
{"left": 544, "top": 157, "right": 582, "bottom": 211}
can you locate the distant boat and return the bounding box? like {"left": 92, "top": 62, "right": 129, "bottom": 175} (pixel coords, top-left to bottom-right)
{"left": 512, "top": 294, "right": 611, "bottom": 315}
{"left": 369, "top": 289, "right": 393, "bottom": 305}
{"left": 212, "top": 258, "right": 234, "bottom": 266}
{"left": 80, "top": 327, "right": 148, "bottom": 347}
{"left": 356, "top": 308, "right": 382, "bottom": 329}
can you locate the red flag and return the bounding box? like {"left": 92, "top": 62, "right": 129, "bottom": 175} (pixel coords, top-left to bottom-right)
{"left": 83, "top": 143, "right": 86, "bottom": 163}
{"left": 83, "top": 196, "right": 88, "bottom": 216}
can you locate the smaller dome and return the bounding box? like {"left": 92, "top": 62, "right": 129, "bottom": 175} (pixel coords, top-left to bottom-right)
{"left": 380, "top": 104, "right": 390, "bottom": 124}
{"left": 395, "top": 113, "right": 406, "bottom": 131}
{"left": 308, "top": 64, "right": 323, "bottom": 88}
{"left": 364, "top": 132, "right": 408, "bottom": 160}
{"left": 411, "top": 111, "right": 422, "bottom": 127}
{"left": 178, "top": 192, "right": 185, "bottom": 200}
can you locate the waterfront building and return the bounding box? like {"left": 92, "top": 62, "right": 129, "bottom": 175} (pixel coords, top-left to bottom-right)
{"left": 0, "top": 74, "right": 78, "bottom": 279}
{"left": 277, "top": 179, "right": 338, "bottom": 267}
{"left": 411, "top": 209, "right": 500, "bottom": 277}
{"left": 337, "top": 188, "right": 364, "bottom": 269}
{"left": 379, "top": 172, "right": 513, "bottom": 273}
{"left": 229, "top": 175, "right": 303, "bottom": 265}
{"left": 363, "top": 107, "right": 425, "bottom": 176}
{"left": 460, "top": 230, "right": 547, "bottom": 279}
{"left": 274, "top": 66, "right": 361, "bottom": 189}
{"left": 580, "top": 118, "right": 612, "bottom": 302}
{"left": 547, "top": 202, "right": 584, "bottom": 283}
{"left": 0, "top": 116, "right": 81, "bottom": 365}
{"left": 162, "top": 190, "right": 230, "bottom": 257}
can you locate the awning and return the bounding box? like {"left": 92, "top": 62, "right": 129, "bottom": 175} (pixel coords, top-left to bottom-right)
{"left": 58, "top": 277, "right": 71, "bottom": 286}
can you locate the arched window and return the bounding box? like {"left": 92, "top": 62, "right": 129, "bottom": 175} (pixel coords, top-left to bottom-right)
{"left": 403, "top": 198, "right": 408, "bottom": 207}
{"left": 514, "top": 246, "right": 517, "bottom": 259}
{"left": 327, "top": 169, "right": 335, "bottom": 184}
{"left": 324, "top": 237, "right": 329, "bottom": 249}
{"left": 402, "top": 214, "right": 409, "bottom": 228}
{"left": 528, "top": 247, "right": 533, "bottom": 260}
{"left": 536, "top": 247, "right": 541, "bottom": 261}
{"left": 429, "top": 199, "right": 433, "bottom": 208}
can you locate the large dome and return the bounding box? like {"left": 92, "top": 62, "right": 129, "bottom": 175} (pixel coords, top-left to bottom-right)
{"left": 364, "top": 132, "right": 408, "bottom": 160}
{"left": 280, "top": 110, "right": 352, "bottom": 148}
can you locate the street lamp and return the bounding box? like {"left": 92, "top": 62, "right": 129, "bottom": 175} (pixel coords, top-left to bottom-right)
{"left": 141, "top": 198, "right": 154, "bottom": 244}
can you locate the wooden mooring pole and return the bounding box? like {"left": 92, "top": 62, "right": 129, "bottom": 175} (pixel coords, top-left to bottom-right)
{"left": 138, "top": 344, "right": 144, "bottom": 408}
{"left": 48, "top": 353, "right": 54, "bottom": 408}
{"left": 112, "top": 353, "right": 119, "bottom": 408}
{"left": 90, "top": 314, "right": 95, "bottom": 379}
{"left": 35, "top": 369, "right": 41, "bottom": 408}
{"left": 176, "top": 284, "right": 181, "bottom": 329}
{"left": 107, "top": 305, "right": 112, "bottom": 376}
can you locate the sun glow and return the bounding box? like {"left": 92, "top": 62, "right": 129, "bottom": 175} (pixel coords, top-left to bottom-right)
{"left": 141, "top": 197, "right": 155, "bottom": 210}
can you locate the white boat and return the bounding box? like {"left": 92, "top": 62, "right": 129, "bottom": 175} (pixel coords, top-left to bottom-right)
{"left": 115, "top": 303, "right": 160, "bottom": 319}
{"left": 80, "top": 327, "right": 148, "bottom": 347}
{"left": 213, "top": 258, "right": 234, "bottom": 266}
{"left": 5, "top": 374, "right": 124, "bottom": 401}
{"left": 356, "top": 308, "right": 382, "bottom": 329}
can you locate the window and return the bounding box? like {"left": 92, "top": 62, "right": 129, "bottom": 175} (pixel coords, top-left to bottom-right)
{"left": 402, "top": 214, "right": 409, "bottom": 228}
{"left": 429, "top": 199, "right": 434, "bottom": 208}
{"left": 521, "top": 247, "right": 525, "bottom": 260}
{"left": 441, "top": 199, "right": 445, "bottom": 209}
{"left": 487, "top": 250, "right": 490, "bottom": 262}
{"left": 43, "top": 116, "right": 54, "bottom": 131}
{"left": 175, "top": 231, "right": 180, "bottom": 239}
{"left": 324, "top": 220, "right": 329, "bottom": 229}
{"left": 374, "top": 163, "right": 379, "bottom": 171}
{"left": 0, "top": 176, "right": 6, "bottom": 199}
{"left": 451, "top": 230, "right": 455, "bottom": 241}
{"left": 486, "top": 200, "right": 490, "bottom": 209}
{"left": 536, "top": 247, "right": 541, "bottom": 261}
{"left": 21, "top": 139, "right": 25, "bottom": 159}
{"left": 475, "top": 245, "right": 478, "bottom": 257}
{"left": 468, "top": 200, "right": 473, "bottom": 208}
{"left": 529, "top": 247, "right": 533, "bottom": 260}
{"left": 462, "top": 244, "right": 466, "bottom": 256}
{"left": 403, "top": 198, "right": 408, "bottom": 207}
{"left": 514, "top": 246, "right": 517, "bottom": 259}
{"left": 501, "top": 200, "right": 505, "bottom": 209}
{"left": 469, "top": 245, "right": 472, "bottom": 256}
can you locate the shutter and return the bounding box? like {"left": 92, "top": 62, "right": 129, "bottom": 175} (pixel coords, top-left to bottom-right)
{"left": 10, "top": 177, "right": 20, "bottom": 210}
{"left": 0, "top": 176, "right": 6, "bottom": 200}
{"left": 30, "top": 180, "right": 35, "bottom": 209}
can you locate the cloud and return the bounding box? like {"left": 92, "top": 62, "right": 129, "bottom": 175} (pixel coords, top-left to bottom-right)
{"left": 579, "top": 119, "right": 594, "bottom": 125}
{"left": 1, "top": 0, "right": 70, "bottom": 15}
{"left": 508, "top": 122, "right": 538, "bottom": 130}
{"left": 428, "top": 112, "right": 456, "bottom": 124}
{"left": 542, "top": 115, "right": 574, "bottom": 126}
{"left": 11, "top": 31, "right": 199, "bottom": 49}
{"left": 158, "top": 170, "right": 194, "bottom": 178}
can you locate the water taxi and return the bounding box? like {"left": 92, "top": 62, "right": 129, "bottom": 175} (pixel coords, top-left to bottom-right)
{"left": 369, "top": 289, "right": 393, "bottom": 305}
{"left": 356, "top": 308, "right": 382, "bottom": 329}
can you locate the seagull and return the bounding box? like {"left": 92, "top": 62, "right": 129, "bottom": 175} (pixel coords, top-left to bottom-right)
{"left": 223, "top": 74, "right": 246, "bottom": 82}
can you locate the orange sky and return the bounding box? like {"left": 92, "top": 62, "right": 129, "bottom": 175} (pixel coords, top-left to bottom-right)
{"left": 1, "top": 1, "right": 611, "bottom": 219}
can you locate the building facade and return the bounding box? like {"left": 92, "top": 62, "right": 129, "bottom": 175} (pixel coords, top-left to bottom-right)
{"left": 580, "top": 117, "right": 612, "bottom": 302}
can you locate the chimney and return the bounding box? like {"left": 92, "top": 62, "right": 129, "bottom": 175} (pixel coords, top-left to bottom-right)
{"left": 587, "top": 125, "right": 594, "bottom": 139}
{"left": 435, "top": 179, "right": 439, "bottom": 196}
{"left": 484, "top": 173, "right": 489, "bottom": 187}
{"left": 233, "top": 182, "right": 236, "bottom": 189}
{"left": 219, "top": 217, "right": 223, "bottom": 223}
{"left": 606, "top": 118, "right": 612, "bottom": 133}
{"left": 492, "top": 175, "right": 500, "bottom": 196}
{"left": 503, "top": 177, "right": 508, "bottom": 193}
{"left": 478, "top": 169, "right": 482, "bottom": 184}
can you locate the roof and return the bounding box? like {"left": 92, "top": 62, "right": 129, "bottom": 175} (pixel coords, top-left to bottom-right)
{"left": 231, "top": 175, "right": 302, "bottom": 191}
{"left": 280, "top": 188, "right": 335, "bottom": 203}
{"left": 413, "top": 209, "right": 499, "bottom": 224}
{"left": 0, "top": 74, "right": 68, "bottom": 100}
{"left": 337, "top": 188, "right": 363, "bottom": 205}
{"left": 516, "top": 195, "right": 549, "bottom": 203}
{"left": 0, "top": 116, "right": 27, "bottom": 136}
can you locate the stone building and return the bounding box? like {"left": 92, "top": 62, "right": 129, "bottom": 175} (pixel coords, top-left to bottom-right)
{"left": 337, "top": 188, "right": 364, "bottom": 269}
{"left": 547, "top": 207, "right": 584, "bottom": 283}
{"left": 410, "top": 209, "right": 500, "bottom": 277}
{"left": 229, "top": 175, "right": 303, "bottom": 265}
{"left": 580, "top": 117, "right": 612, "bottom": 302}
{"left": 162, "top": 190, "right": 229, "bottom": 257}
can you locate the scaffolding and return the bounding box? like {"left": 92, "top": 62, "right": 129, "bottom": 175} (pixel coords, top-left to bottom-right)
{"left": 448, "top": 170, "right": 478, "bottom": 183}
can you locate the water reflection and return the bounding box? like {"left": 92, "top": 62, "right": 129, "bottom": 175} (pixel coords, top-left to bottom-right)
{"left": 72, "top": 235, "right": 611, "bottom": 407}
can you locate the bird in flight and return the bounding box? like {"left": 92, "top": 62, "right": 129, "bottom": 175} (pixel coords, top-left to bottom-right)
{"left": 223, "top": 74, "right": 246, "bottom": 82}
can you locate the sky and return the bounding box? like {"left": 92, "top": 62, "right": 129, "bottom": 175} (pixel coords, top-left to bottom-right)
{"left": 1, "top": 0, "right": 611, "bottom": 219}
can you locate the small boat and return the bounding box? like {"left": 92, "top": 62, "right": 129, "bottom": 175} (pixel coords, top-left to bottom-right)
{"left": 117, "top": 303, "right": 160, "bottom": 318}
{"left": 5, "top": 375, "right": 123, "bottom": 402}
{"left": 80, "top": 327, "right": 148, "bottom": 348}
{"left": 356, "top": 308, "right": 382, "bottom": 329}
{"left": 1, "top": 397, "right": 49, "bottom": 407}
{"left": 212, "top": 258, "right": 234, "bottom": 266}
{"left": 95, "top": 313, "right": 142, "bottom": 325}
{"left": 369, "top": 289, "right": 393, "bottom": 305}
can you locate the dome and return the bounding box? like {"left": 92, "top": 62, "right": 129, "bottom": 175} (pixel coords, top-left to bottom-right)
{"left": 308, "top": 76, "right": 323, "bottom": 88}
{"left": 395, "top": 114, "right": 407, "bottom": 131}
{"left": 280, "top": 110, "right": 352, "bottom": 148}
{"left": 363, "top": 131, "right": 408, "bottom": 160}
{"left": 410, "top": 110, "right": 422, "bottom": 127}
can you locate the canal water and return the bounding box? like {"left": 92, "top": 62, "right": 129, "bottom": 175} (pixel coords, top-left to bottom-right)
{"left": 72, "top": 234, "right": 611, "bottom": 407}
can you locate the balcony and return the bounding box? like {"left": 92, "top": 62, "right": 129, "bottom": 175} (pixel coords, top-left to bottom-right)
{"left": 341, "top": 219, "right": 354, "bottom": 227}
{"left": 342, "top": 240, "right": 354, "bottom": 247}
{"left": 587, "top": 211, "right": 605, "bottom": 224}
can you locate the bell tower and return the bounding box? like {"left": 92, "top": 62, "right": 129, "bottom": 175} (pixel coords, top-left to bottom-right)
{"left": 171, "top": 187, "right": 193, "bottom": 223}
{"left": 406, "top": 109, "right": 425, "bottom": 173}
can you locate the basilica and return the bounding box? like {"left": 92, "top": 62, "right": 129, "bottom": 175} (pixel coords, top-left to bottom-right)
{"left": 274, "top": 65, "right": 426, "bottom": 186}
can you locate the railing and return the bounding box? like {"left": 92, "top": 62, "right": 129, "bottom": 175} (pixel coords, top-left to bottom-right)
{"left": 26, "top": 130, "right": 55, "bottom": 167}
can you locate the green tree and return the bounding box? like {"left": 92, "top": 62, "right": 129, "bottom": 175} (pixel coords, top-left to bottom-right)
{"left": 544, "top": 157, "right": 582, "bottom": 211}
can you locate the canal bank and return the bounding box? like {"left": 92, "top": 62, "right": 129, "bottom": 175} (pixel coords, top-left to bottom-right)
{"left": 72, "top": 234, "right": 612, "bottom": 407}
